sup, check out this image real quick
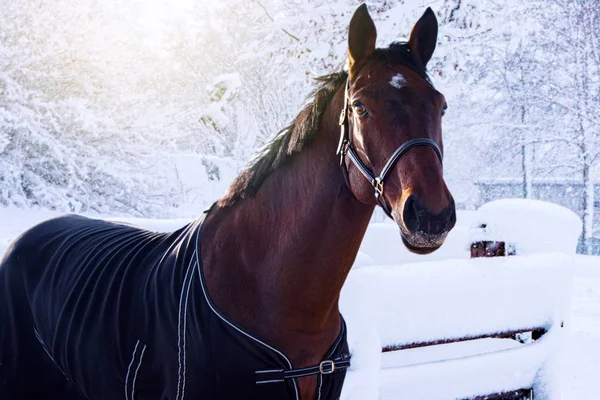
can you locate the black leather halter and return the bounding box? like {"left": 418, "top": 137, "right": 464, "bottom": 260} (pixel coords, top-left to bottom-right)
{"left": 336, "top": 78, "right": 443, "bottom": 220}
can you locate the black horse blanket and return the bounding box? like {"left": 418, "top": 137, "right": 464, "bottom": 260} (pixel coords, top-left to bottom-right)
{"left": 0, "top": 212, "right": 350, "bottom": 400}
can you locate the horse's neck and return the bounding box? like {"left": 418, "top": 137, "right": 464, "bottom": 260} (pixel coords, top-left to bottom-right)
{"left": 199, "top": 88, "right": 373, "bottom": 356}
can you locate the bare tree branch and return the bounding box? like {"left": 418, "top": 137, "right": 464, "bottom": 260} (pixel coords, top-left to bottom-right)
{"left": 252, "top": 0, "right": 301, "bottom": 42}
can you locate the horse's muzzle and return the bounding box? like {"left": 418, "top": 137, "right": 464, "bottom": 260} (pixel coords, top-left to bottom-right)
{"left": 398, "top": 194, "right": 456, "bottom": 254}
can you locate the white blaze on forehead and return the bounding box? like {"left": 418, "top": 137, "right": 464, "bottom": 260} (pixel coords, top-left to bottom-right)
{"left": 390, "top": 73, "right": 407, "bottom": 89}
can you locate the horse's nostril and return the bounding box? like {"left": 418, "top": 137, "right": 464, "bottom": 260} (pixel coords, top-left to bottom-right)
{"left": 402, "top": 195, "right": 456, "bottom": 235}
{"left": 402, "top": 195, "right": 420, "bottom": 233}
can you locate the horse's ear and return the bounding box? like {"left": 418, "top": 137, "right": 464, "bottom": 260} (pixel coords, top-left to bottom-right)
{"left": 348, "top": 4, "right": 377, "bottom": 78}
{"left": 408, "top": 7, "right": 438, "bottom": 67}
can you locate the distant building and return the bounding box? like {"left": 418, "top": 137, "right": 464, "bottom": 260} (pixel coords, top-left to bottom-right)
{"left": 474, "top": 178, "right": 600, "bottom": 254}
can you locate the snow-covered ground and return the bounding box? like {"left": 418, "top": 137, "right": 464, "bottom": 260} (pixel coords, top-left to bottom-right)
{"left": 1, "top": 201, "right": 599, "bottom": 399}
{"left": 560, "top": 256, "right": 600, "bottom": 399}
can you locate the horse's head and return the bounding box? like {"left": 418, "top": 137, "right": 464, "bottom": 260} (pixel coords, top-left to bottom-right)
{"left": 340, "top": 4, "right": 456, "bottom": 254}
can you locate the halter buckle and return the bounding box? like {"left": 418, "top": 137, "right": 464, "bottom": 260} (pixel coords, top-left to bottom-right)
{"left": 338, "top": 140, "right": 349, "bottom": 166}
{"left": 319, "top": 360, "right": 335, "bottom": 375}
{"left": 374, "top": 178, "right": 384, "bottom": 197}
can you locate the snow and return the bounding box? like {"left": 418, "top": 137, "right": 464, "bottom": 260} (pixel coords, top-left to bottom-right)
{"left": 357, "top": 217, "right": 472, "bottom": 265}
{"left": 378, "top": 333, "right": 560, "bottom": 400}
{"left": 560, "top": 257, "right": 600, "bottom": 399}
{"left": 349, "top": 254, "right": 572, "bottom": 349}
{"left": 359, "top": 198, "right": 582, "bottom": 267}
{"left": 0, "top": 199, "right": 598, "bottom": 399}
{"left": 340, "top": 253, "right": 572, "bottom": 400}
{"left": 473, "top": 199, "right": 583, "bottom": 255}
{"left": 341, "top": 200, "right": 581, "bottom": 399}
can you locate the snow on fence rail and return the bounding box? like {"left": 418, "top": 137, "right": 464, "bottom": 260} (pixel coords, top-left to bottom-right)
{"left": 341, "top": 255, "right": 572, "bottom": 400}
{"left": 372, "top": 255, "right": 571, "bottom": 351}
{"left": 341, "top": 199, "right": 582, "bottom": 400}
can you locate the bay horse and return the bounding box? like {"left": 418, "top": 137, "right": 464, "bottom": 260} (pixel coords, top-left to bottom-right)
{"left": 0, "top": 4, "right": 455, "bottom": 400}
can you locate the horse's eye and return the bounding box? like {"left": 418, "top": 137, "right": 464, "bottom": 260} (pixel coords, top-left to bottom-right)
{"left": 353, "top": 103, "right": 368, "bottom": 118}
{"left": 442, "top": 104, "right": 448, "bottom": 117}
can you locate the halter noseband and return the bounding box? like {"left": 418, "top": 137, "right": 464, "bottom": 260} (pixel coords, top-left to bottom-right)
{"left": 336, "top": 78, "right": 443, "bottom": 220}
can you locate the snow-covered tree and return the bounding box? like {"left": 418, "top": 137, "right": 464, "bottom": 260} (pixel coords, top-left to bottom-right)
{"left": 1, "top": 0, "right": 598, "bottom": 248}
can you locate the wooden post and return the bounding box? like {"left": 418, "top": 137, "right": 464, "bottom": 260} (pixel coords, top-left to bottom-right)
{"left": 470, "top": 241, "right": 516, "bottom": 258}
{"left": 469, "top": 389, "right": 533, "bottom": 400}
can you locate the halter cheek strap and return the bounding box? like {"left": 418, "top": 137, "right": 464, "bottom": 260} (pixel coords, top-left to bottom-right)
{"left": 337, "top": 78, "right": 444, "bottom": 220}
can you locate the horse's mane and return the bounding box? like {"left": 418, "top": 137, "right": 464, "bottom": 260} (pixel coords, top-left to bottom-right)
{"left": 220, "top": 70, "right": 347, "bottom": 206}
{"left": 221, "top": 42, "right": 428, "bottom": 205}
